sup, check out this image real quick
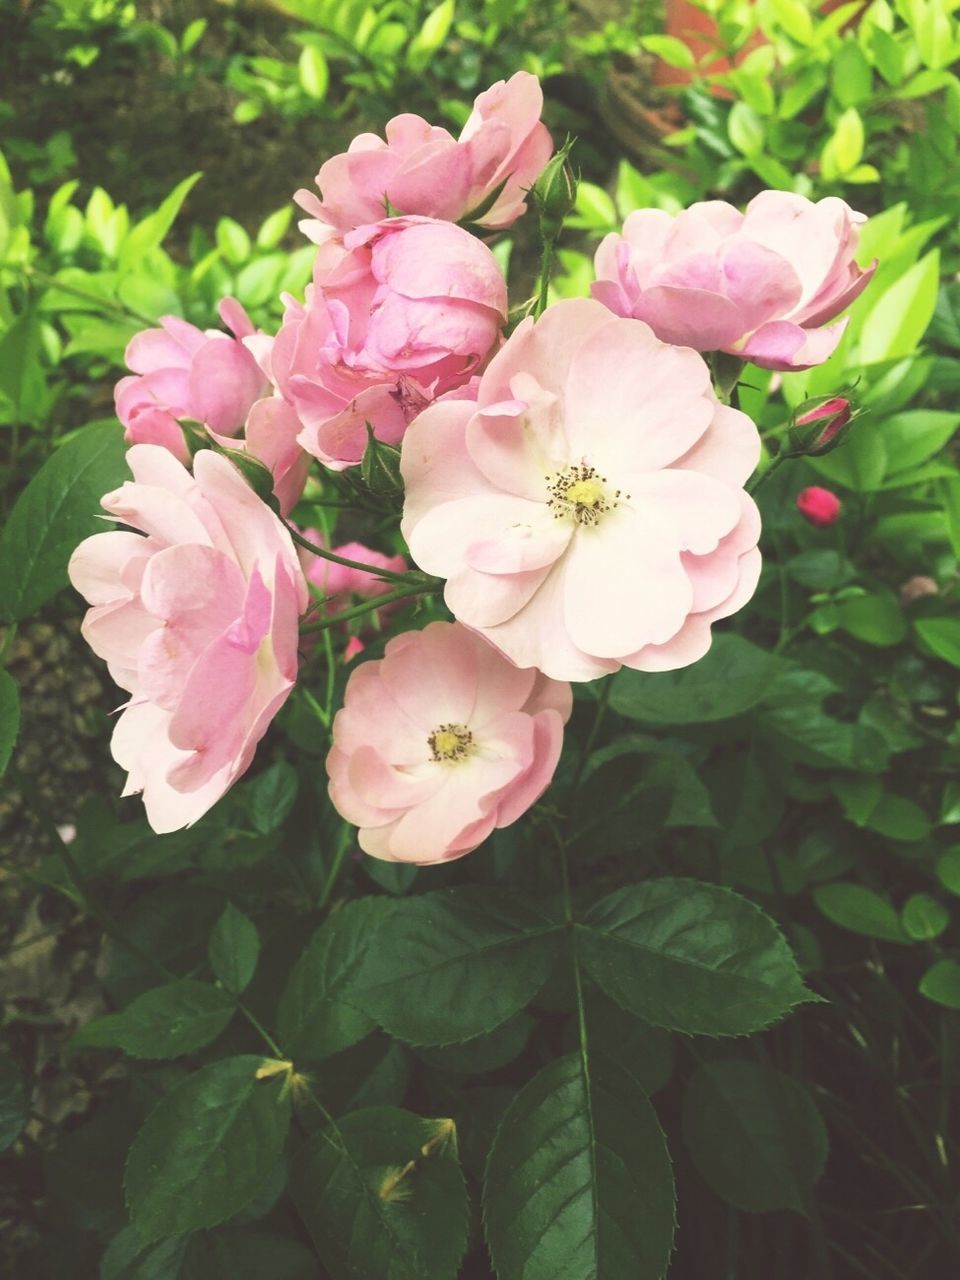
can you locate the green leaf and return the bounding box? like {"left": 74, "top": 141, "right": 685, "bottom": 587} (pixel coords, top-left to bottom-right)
{"left": 415, "top": 1011, "right": 533, "bottom": 1075}
{"left": 823, "top": 107, "right": 864, "bottom": 175}
{"left": 278, "top": 898, "right": 393, "bottom": 1062}
{"left": 290, "top": 1107, "right": 468, "bottom": 1280}
{"left": 808, "top": 421, "right": 888, "bottom": 491}
{"left": 298, "top": 46, "right": 329, "bottom": 99}
{"left": 215, "top": 216, "right": 251, "bottom": 267}
{"left": 0, "top": 669, "right": 20, "bottom": 779}
{"left": 0, "top": 308, "right": 42, "bottom": 417}
{"left": 0, "top": 1051, "right": 27, "bottom": 1153}
{"left": 881, "top": 409, "right": 960, "bottom": 471}
{"left": 125, "top": 1056, "right": 291, "bottom": 1241}
{"left": 610, "top": 634, "right": 783, "bottom": 725}
{"left": 0, "top": 422, "right": 130, "bottom": 623}
{"left": 813, "top": 883, "right": 907, "bottom": 942}
{"left": 931, "top": 281, "right": 960, "bottom": 349}
{"left": 118, "top": 172, "right": 201, "bottom": 278}
{"left": 484, "top": 1053, "right": 675, "bottom": 1280}
{"left": 936, "top": 846, "right": 960, "bottom": 895}
{"left": 100, "top": 1226, "right": 190, "bottom": 1279}
{"left": 209, "top": 904, "right": 260, "bottom": 995}
{"left": 832, "top": 39, "right": 873, "bottom": 106}
{"left": 858, "top": 249, "right": 940, "bottom": 364}
{"left": 865, "top": 794, "right": 930, "bottom": 841}
{"left": 915, "top": 617, "right": 960, "bottom": 666}
{"left": 578, "top": 879, "right": 810, "bottom": 1036}
{"left": 834, "top": 592, "right": 907, "bottom": 646}
{"left": 406, "top": 0, "right": 455, "bottom": 73}
{"left": 639, "top": 33, "right": 696, "bottom": 68}
{"left": 181, "top": 1227, "right": 319, "bottom": 1280}
{"left": 681, "top": 1060, "right": 827, "bottom": 1214}
{"left": 919, "top": 959, "right": 960, "bottom": 1009}
{"left": 181, "top": 17, "right": 207, "bottom": 53}
{"left": 901, "top": 893, "right": 949, "bottom": 941}
{"left": 351, "top": 888, "right": 561, "bottom": 1046}
{"left": 256, "top": 206, "right": 294, "bottom": 251}
{"left": 248, "top": 760, "right": 298, "bottom": 834}
{"left": 72, "top": 979, "right": 235, "bottom": 1059}
{"left": 728, "top": 101, "right": 765, "bottom": 155}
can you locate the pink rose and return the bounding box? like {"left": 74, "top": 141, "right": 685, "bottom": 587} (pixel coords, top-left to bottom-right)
{"left": 294, "top": 72, "right": 552, "bottom": 240}
{"left": 220, "top": 395, "right": 311, "bottom": 516}
{"left": 300, "top": 533, "right": 409, "bottom": 658}
{"left": 116, "top": 299, "right": 270, "bottom": 460}
{"left": 265, "top": 218, "right": 506, "bottom": 469}
{"left": 68, "top": 444, "right": 308, "bottom": 833}
{"left": 401, "top": 299, "right": 762, "bottom": 683}
{"left": 796, "top": 486, "right": 842, "bottom": 527}
{"left": 327, "top": 621, "right": 571, "bottom": 863}
{"left": 592, "top": 191, "right": 876, "bottom": 370}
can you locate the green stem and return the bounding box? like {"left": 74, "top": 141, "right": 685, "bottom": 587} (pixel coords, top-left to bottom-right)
{"left": 0, "top": 621, "right": 18, "bottom": 665}
{"left": 237, "top": 1001, "right": 284, "bottom": 1059}
{"left": 533, "top": 238, "right": 556, "bottom": 320}
{"left": 316, "top": 822, "right": 354, "bottom": 912}
{"left": 747, "top": 449, "right": 788, "bottom": 496}
{"left": 300, "top": 585, "right": 435, "bottom": 633}
{"left": 285, "top": 523, "right": 417, "bottom": 587}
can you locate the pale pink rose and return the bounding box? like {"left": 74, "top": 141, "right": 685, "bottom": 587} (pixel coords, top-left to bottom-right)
{"left": 68, "top": 444, "right": 308, "bottom": 834}
{"left": 300, "top": 533, "right": 409, "bottom": 655}
{"left": 294, "top": 72, "right": 552, "bottom": 241}
{"left": 327, "top": 621, "right": 571, "bottom": 863}
{"left": 264, "top": 218, "right": 506, "bottom": 469}
{"left": 592, "top": 191, "right": 876, "bottom": 370}
{"left": 401, "top": 299, "right": 762, "bottom": 683}
{"left": 116, "top": 299, "right": 270, "bottom": 459}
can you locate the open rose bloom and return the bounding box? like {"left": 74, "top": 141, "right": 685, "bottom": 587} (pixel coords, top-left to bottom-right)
{"left": 401, "top": 299, "right": 762, "bottom": 682}
{"left": 266, "top": 217, "right": 507, "bottom": 468}
{"left": 295, "top": 71, "right": 552, "bottom": 240}
{"left": 592, "top": 191, "right": 875, "bottom": 370}
{"left": 327, "top": 621, "right": 572, "bottom": 862}
{"left": 68, "top": 445, "right": 308, "bottom": 833}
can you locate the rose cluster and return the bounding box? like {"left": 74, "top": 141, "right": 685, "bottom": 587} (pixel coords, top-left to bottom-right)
{"left": 70, "top": 72, "right": 875, "bottom": 857}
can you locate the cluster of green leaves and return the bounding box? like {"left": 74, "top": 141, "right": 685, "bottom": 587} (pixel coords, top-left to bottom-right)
{"left": 663, "top": 0, "right": 960, "bottom": 220}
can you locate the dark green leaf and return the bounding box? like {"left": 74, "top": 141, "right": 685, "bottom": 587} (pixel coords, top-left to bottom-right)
{"left": 0, "top": 422, "right": 130, "bottom": 622}
{"left": 681, "top": 1060, "right": 828, "bottom": 1213}
{"left": 813, "top": 883, "right": 907, "bottom": 942}
{"left": 290, "top": 1107, "right": 468, "bottom": 1280}
{"left": 484, "top": 1053, "right": 675, "bottom": 1280}
{"left": 209, "top": 904, "right": 260, "bottom": 995}
{"left": 416, "top": 1011, "right": 534, "bottom": 1075}
{"left": 100, "top": 1226, "right": 190, "bottom": 1279}
{"left": 72, "top": 979, "right": 235, "bottom": 1059}
{"left": 125, "top": 1056, "right": 291, "bottom": 1241}
{"left": 835, "top": 592, "right": 907, "bottom": 646}
{"left": 0, "top": 1051, "right": 27, "bottom": 1153}
{"left": 610, "top": 634, "right": 783, "bottom": 725}
{"left": 181, "top": 1227, "right": 319, "bottom": 1280}
{"left": 901, "top": 893, "right": 949, "bottom": 941}
{"left": 248, "top": 760, "right": 299, "bottom": 834}
{"left": 278, "top": 898, "right": 393, "bottom": 1063}
{"left": 936, "top": 846, "right": 960, "bottom": 895}
{"left": 865, "top": 794, "right": 930, "bottom": 842}
{"left": 0, "top": 669, "right": 20, "bottom": 779}
{"left": 578, "top": 879, "right": 810, "bottom": 1036}
{"left": 351, "top": 888, "right": 562, "bottom": 1046}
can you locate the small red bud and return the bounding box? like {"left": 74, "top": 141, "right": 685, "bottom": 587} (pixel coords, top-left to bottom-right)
{"left": 796, "top": 486, "right": 842, "bottom": 527}
{"left": 795, "top": 397, "right": 852, "bottom": 447}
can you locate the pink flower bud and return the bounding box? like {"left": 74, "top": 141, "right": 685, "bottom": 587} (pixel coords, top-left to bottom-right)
{"left": 796, "top": 486, "right": 842, "bottom": 527}
{"left": 793, "top": 396, "right": 853, "bottom": 454}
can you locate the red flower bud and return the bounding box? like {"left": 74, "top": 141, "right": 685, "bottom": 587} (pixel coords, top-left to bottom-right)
{"left": 796, "top": 486, "right": 842, "bottom": 527}
{"left": 786, "top": 396, "right": 855, "bottom": 458}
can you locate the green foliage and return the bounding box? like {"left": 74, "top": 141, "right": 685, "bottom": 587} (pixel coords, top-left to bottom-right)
{"left": 71, "top": 980, "right": 236, "bottom": 1059}
{"left": 209, "top": 904, "right": 261, "bottom": 996}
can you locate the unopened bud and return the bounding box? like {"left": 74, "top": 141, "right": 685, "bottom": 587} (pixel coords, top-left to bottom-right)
{"left": 797, "top": 486, "right": 842, "bottom": 527}
{"left": 532, "top": 138, "right": 578, "bottom": 241}
{"left": 786, "top": 396, "right": 855, "bottom": 457}
{"left": 180, "top": 419, "right": 280, "bottom": 513}
{"left": 361, "top": 423, "right": 403, "bottom": 497}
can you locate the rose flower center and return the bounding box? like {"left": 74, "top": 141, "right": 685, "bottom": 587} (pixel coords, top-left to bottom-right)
{"left": 428, "top": 723, "right": 474, "bottom": 763}
{"left": 547, "top": 463, "right": 626, "bottom": 527}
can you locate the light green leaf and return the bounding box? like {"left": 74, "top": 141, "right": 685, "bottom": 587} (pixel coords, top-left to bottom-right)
{"left": 278, "top": 898, "right": 393, "bottom": 1062}
{"left": 209, "top": 904, "right": 260, "bottom": 995}
{"left": 881, "top": 410, "right": 959, "bottom": 471}
{"left": 813, "top": 883, "right": 907, "bottom": 942}
{"left": 858, "top": 249, "right": 940, "bottom": 364}
{"left": 639, "top": 33, "right": 696, "bottom": 68}
{"left": 915, "top": 617, "right": 960, "bottom": 666}
{"left": 406, "top": 0, "right": 455, "bottom": 73}
{"left": 256, "top": 205, "right": 294, "bottom": 250}
{"left": 350, "top": 888, "right": 562, "bottom": 1046}
{"left": 728, "top": 101, "right": 765, "bottom": 155}
{"left": 834, "top": 592, "right": 906, "bottom": 646}
{"left": 125, "top": 1056, "right": 291, "bottom": 1241}
{"left": 0, "top": 422, "right": 130, "bottom": 623}
{"left": 298, "top": 46, "right": 329, "bottom": 100}
{"left": 0, "top": 670, "right": 19, "bottom": 780}
{"left": 118, "top": 172, "right": 201, "bottom": 278}
{"left": 484, "top": 1053, "right": 674, "bottom": 1280}
{"left": 865, "top": 794, "right": 930, "bottom": 842}
{"left": 901, "top": 893, "right": 949, "bottom": 941}
{"left": 610, "top": 634, "right": 784, "bottom": 725}
{"left": 72, "top": 979, "right": 235, "bottom": 1059}
{"left": 578, "top": 879, "right": 810, "bottom": 1036}
{"left": 919, "top": 959, "right": 960, "bottom": 1009}
{"left": 291, "top": 1107, "right": 468, "bottom": 1280}
{"left": 216, "top": 216, "right": 251, "bottom": 267}
{"left": 682, "top": 1060, "right": 827, "bottom": 1214}
{"left": 808, "top": 419, "right": 888, "bottom": 491}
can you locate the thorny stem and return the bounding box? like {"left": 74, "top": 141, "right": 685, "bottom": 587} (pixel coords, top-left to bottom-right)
{"left": 300, "top": 584, "right": 436, "bottom": 633}
{"left": 284, "top": 523, "right": 417, "bottom": 586}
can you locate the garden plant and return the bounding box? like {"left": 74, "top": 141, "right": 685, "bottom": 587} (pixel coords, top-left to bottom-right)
{"left": 2, "top": 2, "right": 960, "bottom": 1278}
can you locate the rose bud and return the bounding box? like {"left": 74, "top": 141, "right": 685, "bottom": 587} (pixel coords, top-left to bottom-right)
{"left": 786, "top": 396, "right": 854, "bottom": 457}
{"left": 796, "top": 486, "right": 842, "bottom": 527}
